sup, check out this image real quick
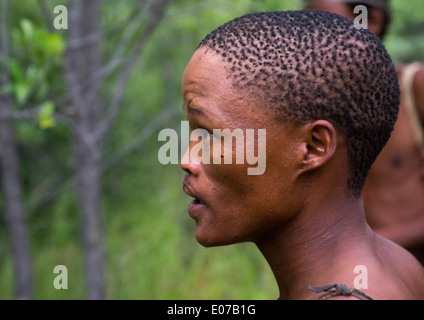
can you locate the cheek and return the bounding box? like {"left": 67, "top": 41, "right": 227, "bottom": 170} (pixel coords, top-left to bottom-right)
{"left": 201, "top": 160, "right": 292, "bottom": 213}
{"left": 195, "top": 145, "right": 301, "bottom": 245}
{"left": 202, "top": 163, "right": 250, "bottom": 199}
{"left": 199, "top": 164, "right": 297, "bottom": 244}
{"left": 198, "top": 136, "right": 256, "bottom": 193}
{"left": 201, "top": 131, "right": 298, "bottom": 202}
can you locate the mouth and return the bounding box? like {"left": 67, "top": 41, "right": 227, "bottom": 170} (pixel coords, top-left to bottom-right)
{"left": 183, "top": 178, "right": 208, "bottom": 218}
{"left": 191, "top": 198, "right": 206, "bottom": 205}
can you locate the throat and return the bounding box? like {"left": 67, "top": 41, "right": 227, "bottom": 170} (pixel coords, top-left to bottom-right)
{"left": 255, "top": 199, "right": 369, "bottom": 300}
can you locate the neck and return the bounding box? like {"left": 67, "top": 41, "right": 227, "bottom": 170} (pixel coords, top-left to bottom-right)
{"left": 255, "top": 192, "right": 371, "bottom": 300}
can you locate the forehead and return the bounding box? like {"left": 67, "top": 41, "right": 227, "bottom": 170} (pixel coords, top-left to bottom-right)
{"left": 182, "top": 47, "right": 285, "bottom": 130}
{"left": 182, "top": 48, "right": 229, "bottom": 96}
{"left": 181, "top": 48, "right": 247, "bottom": 123}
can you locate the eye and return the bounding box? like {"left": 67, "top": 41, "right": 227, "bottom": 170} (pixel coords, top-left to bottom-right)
{"left": 199, "top": 127, "right": 213, "bottom": 141}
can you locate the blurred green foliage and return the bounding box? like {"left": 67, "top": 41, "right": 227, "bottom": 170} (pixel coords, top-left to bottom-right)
{"left": 384, "top": 0, "right": 424, "bottom": 62}
{"left": 0, "top": 0, "right": 422, "bottom": 300}
{"left": 9, "top": 18, "right": 64, "bottom": 106}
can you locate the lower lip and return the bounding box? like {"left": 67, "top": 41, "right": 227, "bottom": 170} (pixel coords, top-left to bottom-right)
{"left": 188, "top": 199, "right": 207, "bottom": 218}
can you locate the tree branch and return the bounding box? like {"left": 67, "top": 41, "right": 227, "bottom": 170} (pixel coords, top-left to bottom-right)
{"left": 27, "top": 107, "right": 178, "bottom": 209}
{"left": 102, "top": 107, "right": 178, "bottom": 171}
{"left": 37, "top": 0, "right": 54, "bottom": 32}
{"left": 94, "top": 0, "right": 174, "bottom": 142}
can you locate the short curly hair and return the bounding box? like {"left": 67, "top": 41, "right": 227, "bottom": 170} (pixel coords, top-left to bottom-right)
{"left": 198, "top": 10, "right": 400, "bottom": 197}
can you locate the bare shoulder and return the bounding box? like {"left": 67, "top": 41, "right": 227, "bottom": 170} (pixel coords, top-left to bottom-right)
{"left": 312, "top": 234, "right": 424, "bottom": 300}
{"left": 371, "top": 234, "right": 424, "bottom": 299}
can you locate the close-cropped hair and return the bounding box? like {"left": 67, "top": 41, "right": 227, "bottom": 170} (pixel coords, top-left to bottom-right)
{"left": 198, "top": 10, "right": 400, "bottom": 197}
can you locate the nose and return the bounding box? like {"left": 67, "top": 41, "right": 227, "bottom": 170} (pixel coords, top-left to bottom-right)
{"left": 180, "top": 147, "right": 200, "bottom": 175}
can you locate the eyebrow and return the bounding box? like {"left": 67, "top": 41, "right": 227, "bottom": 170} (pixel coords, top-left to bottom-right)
{"left": 186, "top": 104, "right": 211, "bottom": 120}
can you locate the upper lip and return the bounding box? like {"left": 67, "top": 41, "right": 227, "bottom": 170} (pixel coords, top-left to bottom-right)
{"left": 183, "top": 176, "right": 205, "bottom": 204}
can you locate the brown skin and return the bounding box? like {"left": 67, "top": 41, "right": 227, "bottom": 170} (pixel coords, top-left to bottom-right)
{"left": 181, "top": 48, "right": 424, "bottom": 299}
{"left": 306, "top": 1, "right": 386, "bottom": 36}
{"left": 307, "top": 0, "right": 424, "bottom": 266}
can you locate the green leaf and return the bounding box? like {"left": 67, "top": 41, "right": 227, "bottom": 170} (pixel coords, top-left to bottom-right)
{"left": 15, "top": 83, "right": 30, "bottom": 104}
{"left": 38, "top": 101, "right": 56, "bottom": 129}
{"left": 9, "top": 58, "right": 24, "bottom": 82}
{"left": 20, "top": 19, "right": 34, "bottom": 39}
{"left": 45, "top": 34, "right": 65, "bottom": 57}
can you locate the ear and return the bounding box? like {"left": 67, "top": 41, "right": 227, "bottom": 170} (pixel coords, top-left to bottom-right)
{"left": 299, "top": 120, "right": 337, "bottom": 173}
{"left": 368, "top": 8, "right": 385, "bottom": 38}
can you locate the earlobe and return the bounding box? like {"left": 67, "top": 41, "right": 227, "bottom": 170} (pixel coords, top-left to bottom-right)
{"left": 301, "top": 120, "right": 337, "bottom": 172}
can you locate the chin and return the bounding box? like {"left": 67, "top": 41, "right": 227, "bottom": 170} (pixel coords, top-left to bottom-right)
{"left": 195, "top": 228, "right": 245, "bottom": 248}
{"left": 196, "top": 237, "right": 218, "bottom": 248}
{"left": 195, "top": 232, "right": 224, "bottom": 247}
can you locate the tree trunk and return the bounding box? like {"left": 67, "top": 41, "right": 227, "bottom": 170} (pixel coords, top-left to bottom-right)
{"left": 64, "top": 0, "right": 105, "bottom": 299}
{"left": 72, "top": 133, "right": 105, "bottom": 300}
{"left": 0, "top": 96, "right": 34, "bottom": 301}
{"left": 0, "top": 0, "right": 33, "bottom": 300}
{"left": 64, "top": 0, "right": 174, "bottom": 299}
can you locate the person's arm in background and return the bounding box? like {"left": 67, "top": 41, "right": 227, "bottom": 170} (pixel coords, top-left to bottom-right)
{"left": 415, "top": 67, "right": 424, "bottom": 124}
{"left": 375, "top": 66, "right": 424, "bottom": 249}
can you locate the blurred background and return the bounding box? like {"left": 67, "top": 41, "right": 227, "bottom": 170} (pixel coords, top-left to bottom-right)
{"left": 0, "top": 0, "right": 423, "bottom": 300}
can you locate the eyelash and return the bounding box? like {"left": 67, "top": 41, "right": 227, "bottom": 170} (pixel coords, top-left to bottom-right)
{"left": 198, "top": 127, "right": 214, "bottom": 141}
{"left": 188, "top": 121, "right": 211, "bottom": 134}
{"left": 199, "top": 126, "right": 212, "bottom": 134}
{"left": 188, "top": 120, "right": 215, "bottom": 139}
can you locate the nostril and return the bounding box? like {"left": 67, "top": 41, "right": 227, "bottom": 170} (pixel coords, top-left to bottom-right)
{"left": 180, "top": 157, "right": 192, "bottom": 174}
{"left": 180, "top": 151, "right": 200, "bottom": 176}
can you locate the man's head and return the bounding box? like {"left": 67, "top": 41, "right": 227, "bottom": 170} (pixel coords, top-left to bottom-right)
{"left": 181, "top": 10, "right": 399, "bottom": 246}
{"left": 304, "top": 0, "right": 391, "bottom": 39}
